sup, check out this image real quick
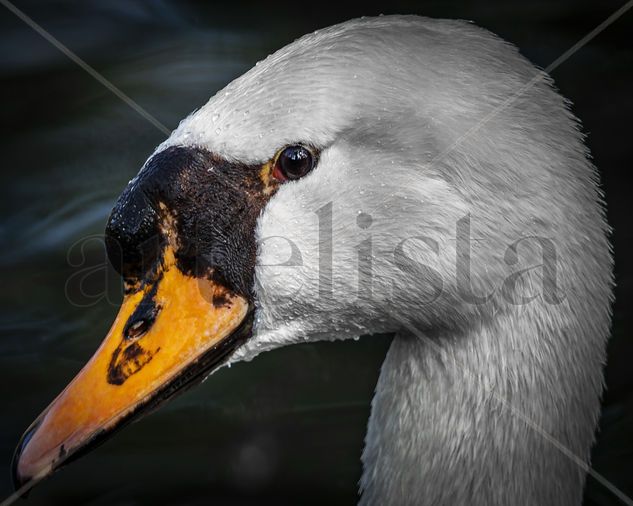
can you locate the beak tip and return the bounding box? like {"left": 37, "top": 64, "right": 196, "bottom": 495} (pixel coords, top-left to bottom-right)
{"left": 11, "top": 447, "right": 30, "bottom": 494}
{"left": 11, "top": 420, "right": 45, "bottom": 493}
{"left": 11, "top": 473, "right": 30, "bottom": 497}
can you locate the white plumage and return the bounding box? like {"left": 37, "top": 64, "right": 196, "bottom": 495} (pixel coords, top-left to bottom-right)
{"left": 157, "top": 15, "right": 611, "bottom": 505}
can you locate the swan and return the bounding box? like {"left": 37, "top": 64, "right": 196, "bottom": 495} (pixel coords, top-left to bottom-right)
{"left": 11, "top": 15, "right": 612, "bottom": 506}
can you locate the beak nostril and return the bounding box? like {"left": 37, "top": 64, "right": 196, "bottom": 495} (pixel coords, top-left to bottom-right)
{"left": 125, "top": 319, "right": 151, "bottom": 340}
{"left": 124, "top": 302, "right": 161, "bottom": 341}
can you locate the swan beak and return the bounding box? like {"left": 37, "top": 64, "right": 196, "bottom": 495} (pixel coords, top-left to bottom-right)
{"left": 12, "top": 246, "right": 252, "bottom": 490}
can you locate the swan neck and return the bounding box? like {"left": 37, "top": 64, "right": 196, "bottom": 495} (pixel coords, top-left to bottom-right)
{"left": 359, "top": 306, "right": 606, "bottom": 506}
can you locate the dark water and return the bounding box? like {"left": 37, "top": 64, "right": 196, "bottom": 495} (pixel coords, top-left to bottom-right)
{"left": 0, "top": 1, "right": 631, "bottom": 504}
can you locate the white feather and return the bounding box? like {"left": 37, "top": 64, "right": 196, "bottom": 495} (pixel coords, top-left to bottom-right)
{"left": 155, "top": 15, "right": 612, "bottom": 506}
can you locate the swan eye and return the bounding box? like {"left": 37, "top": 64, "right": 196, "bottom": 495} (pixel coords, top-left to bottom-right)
{"left": 272, "top": 145, "right": 315, "bottom": 181}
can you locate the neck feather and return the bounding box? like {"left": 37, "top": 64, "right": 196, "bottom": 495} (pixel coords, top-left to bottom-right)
{"left": 359, "top": 300, "right": 607, "bottom": 506}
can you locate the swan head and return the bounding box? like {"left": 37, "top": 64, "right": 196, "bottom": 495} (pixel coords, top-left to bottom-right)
{"left": 13, "top": 15, "right": 608, "bottom": 490}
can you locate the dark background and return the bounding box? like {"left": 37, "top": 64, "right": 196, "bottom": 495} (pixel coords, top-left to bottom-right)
{"left": 0, "top": 1, "right": 631, "bottom": 504}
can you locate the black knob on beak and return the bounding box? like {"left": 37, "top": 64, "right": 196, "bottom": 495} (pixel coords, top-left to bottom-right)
{"left": 105, "top": 145, "right": 274, "bottom": 298}
{"left": 105, "top": 178, "right": 161, "bottom": 283}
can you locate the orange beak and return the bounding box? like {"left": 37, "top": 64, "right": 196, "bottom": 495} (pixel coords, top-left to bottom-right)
{"left": 12, "top": 246, "right": 251, "bottom": 489}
